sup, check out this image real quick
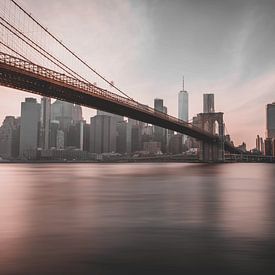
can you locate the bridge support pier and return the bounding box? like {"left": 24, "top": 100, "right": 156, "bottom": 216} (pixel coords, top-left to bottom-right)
{"left": 195, "top": 112, "right": 225, "bottom": 162}
{"left": 199, "top": 140, "right": 224, "bottom": 162}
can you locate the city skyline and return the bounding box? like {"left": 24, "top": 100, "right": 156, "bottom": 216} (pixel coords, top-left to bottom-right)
{"left": 2, "top": 95, "right": 274, "bottom": 158}
{"left": 1, "top": 0, "right": 275, "bottom": 149}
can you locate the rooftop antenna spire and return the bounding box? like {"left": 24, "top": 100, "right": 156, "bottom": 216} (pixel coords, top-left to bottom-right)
{"left": 183, "top": 75, "right": 185, "bottom": 91}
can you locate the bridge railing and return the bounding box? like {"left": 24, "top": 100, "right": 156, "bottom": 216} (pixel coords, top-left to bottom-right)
{"left": 0, "top": 52, "right": 215, "bottom": 139}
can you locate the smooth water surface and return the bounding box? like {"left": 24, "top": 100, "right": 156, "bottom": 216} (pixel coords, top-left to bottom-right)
{"left": 0, "top": 163, "right": 275, "bottom": 274}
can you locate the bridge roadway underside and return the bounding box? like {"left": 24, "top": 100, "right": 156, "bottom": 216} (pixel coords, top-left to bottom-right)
{"left": 0, "top": 64, "right": 218, "bottom": 143}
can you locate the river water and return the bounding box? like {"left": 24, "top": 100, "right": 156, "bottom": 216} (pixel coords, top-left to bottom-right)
{"left": 0, "top": 163, "right": 275, "bottom": 274}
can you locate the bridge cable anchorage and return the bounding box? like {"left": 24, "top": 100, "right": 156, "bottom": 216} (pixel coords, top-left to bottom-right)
{"left": 10, "top": 0, "right": 135, "bottom": 101}
{"left": 0, "top": 16, "right": 92, "bottom": 84}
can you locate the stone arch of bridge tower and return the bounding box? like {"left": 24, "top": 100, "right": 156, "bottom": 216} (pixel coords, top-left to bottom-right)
{"left": 196, "top": 112, "right": 225, "bottom": 162}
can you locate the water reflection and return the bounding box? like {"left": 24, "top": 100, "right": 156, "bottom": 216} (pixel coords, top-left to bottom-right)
{"left": 0, "top": 163, "right": 275, "bottom": 274}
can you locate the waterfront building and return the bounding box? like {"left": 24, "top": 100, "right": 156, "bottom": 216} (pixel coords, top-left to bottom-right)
{"left": 90, "top": 115, "right": 117, "bottom": 153}
{"left": 266, "top": 102, "right": 275, "bottom": 138}
{"left": 20, "top": 98, "right": 41, "bottom": 156}
{"left": 143, "top": 141, "right": 161, "bottom": 154}
{"left": 67, "top": 121, "right": 84, "bottom": 150}
{"left": 0, "top": 116, "right": 20, "bottom": 159}
{"left": 237, "top": 142, "right": 247, "bottom": 153}
{"left": 256, "top": 135, "right": 264, "bottom": 154}
{"left": 154, "top": 98, "right": 166, "bottom": 152}
{"left": 131, "top": 123, "right": 142, "bottom": 153}
{"left": 39, "top": 97, "right": 51, "bottom": 150}
{"left": 51, "top": 100, "right": 84, "bottom": 147}
{"left": 264, "top": 138, "right": 273, "bottom": 156}
{"left": 51, "top": 100, "right": 73, "bottom": 130}
{"left": 72, "top": 104, "right": 83, "bottom": 123}
{"left": 168, "top": 134, "right": 183, "bottom": 154}
{"left": 49, "top": 120, "right": 59, "bottom": 148}
{"left": 83, "top": 122, "right": 90, "bottom": 152}
{"left": 126, "top": 118, "right": 139, "bottom": 153}
{"left": 116, "top": 121, "right": 127, "bottom": 154}
{"left": 56, "top": 130, "right": 65, "bottom": 149}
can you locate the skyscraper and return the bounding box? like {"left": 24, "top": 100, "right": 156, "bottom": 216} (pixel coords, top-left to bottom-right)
{"left": 67, "top": 121, "right": 84, "bottom": 150}
{"left": 126, "top": 118, "right": 138, "bottom": 153}
{"left": 51, "top": 100, "right": 73, "bottom": 131}
{"left": 51, "top": 100, "right": 83, "bottom": 147}
{"left": 49, "top": 120, "right": 59, "bottom": 148}
{"left": 90, "top": 115, "right": 117, "bottom": 153}
{"left": 20, "top": 98, "right": 41, "bottom": 155}
{"left": 39, "top": 97, "right": 51, "bottom": 150}
{"left": 0, "top": 116, "right": 20, "bottom": 159}
{"left": 116, "top": 121, "right": 127, "bottom": 154}
{"left": 178, "top": 77, "right": 189, "bottom": 146}
{"left": 266, "top": 102, "right": 275, "bottom": 138}
{"left": 83, "top": 122, "right": 91, "bottom": 152}
{"left": 153, "top": 98, "right": 166, "bottom": 152}
{"left": 97, "top": 110, "right": 123, "bottom": 122}
{"left": 178, "top": 77, "right": 189, "bottom": 122}
{"left": 72, "top": 104, "right": 83, "bottom": 123}
{"left": 203, "top": 94, "right": 215, "bottom": 113}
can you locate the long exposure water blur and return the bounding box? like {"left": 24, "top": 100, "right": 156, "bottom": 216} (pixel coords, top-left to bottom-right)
{"left": 0, "top": 163, "right": 275, "bottom": 274}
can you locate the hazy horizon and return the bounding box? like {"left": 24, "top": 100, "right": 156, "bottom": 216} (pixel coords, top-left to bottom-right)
{"left": 1, "top": 0, "right": 275, "bottom": 149}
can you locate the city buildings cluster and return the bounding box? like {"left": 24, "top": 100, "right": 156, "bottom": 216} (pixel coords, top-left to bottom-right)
{"left": 0, "top": 95, "right": 192, "bottom": 161}
{"left": 2, "top": 78, "right": 272, "bottom": 161}
{"left": 255, "top": 102, "right": 275, "bottom": 157}
{"left": 0, "top": 79, "right": 196, "bottom": 160}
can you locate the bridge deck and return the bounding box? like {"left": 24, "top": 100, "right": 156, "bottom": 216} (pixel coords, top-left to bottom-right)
{"left": 0, "top": 53, "right": 241, "bottom": 153}
{"left": 0, "top": 52, "right": 241, "bottom": 155}
{"left": 0, "top": 52, "right": 219, "bottom": 142}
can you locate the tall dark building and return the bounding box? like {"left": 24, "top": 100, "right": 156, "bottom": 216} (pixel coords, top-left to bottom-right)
{"left": 131, "top": 124, "right": 142, "bottom": 152}
{"left": 51, "top": 100, "right": 73, "bottom": 131}
{"left": 266, "top": 103, "right": 275, "bottom": 138}
{"left": 168, "top": 134, "right": 183, "bottom": 154}
{"left": 116, "top": 121, "right": 127, "bottom": 154}
{"left": 264, "top": 138, "right": 273, "bottom": 156}
{"left": 39, "top": 97, "right": 51, "bottom": 150}
{"left": 20, "top": 98, "right": 41, "bottom": 156}
{"left": 83, "top": 122, "right": 90, "bottom": 152}
{"left": 49, "top": 121, "right": 59, "bottom": 148}
{"left": 0, "top": 116, "right": 20, "bottom": 159}
{"left": 51, "top": 100, "right": 83, "bottom": 147}
{"left": 256, "top": 135, "right": 264, "bottom": 153}
{"left": 67, "top": 122, "right": 82, "bottom": 149}
{"left": 153, "top": 98, "right": 166, "bottom": 152}
{"left": 73, "top": 104, "right": 83, "bottom": 123}
{"left": 90, "top": 115, "right": 117, "bottom": 153}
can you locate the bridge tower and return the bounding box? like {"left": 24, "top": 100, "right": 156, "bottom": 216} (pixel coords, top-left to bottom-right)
{"left": 195, "top": 112, "right": 225, "bottom": 162}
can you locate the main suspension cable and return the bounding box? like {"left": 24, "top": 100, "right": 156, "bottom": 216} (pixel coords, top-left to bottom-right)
{"left": 11, "top": 0, "right": 134, "bottom": 101}
{"left": 0, "top": 15, "right": 91, "bottom": 83}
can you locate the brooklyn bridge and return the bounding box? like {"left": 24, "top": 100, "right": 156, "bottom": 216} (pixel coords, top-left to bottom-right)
{"left": 0, "top": 0, "right": 241, "bottom": 161}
